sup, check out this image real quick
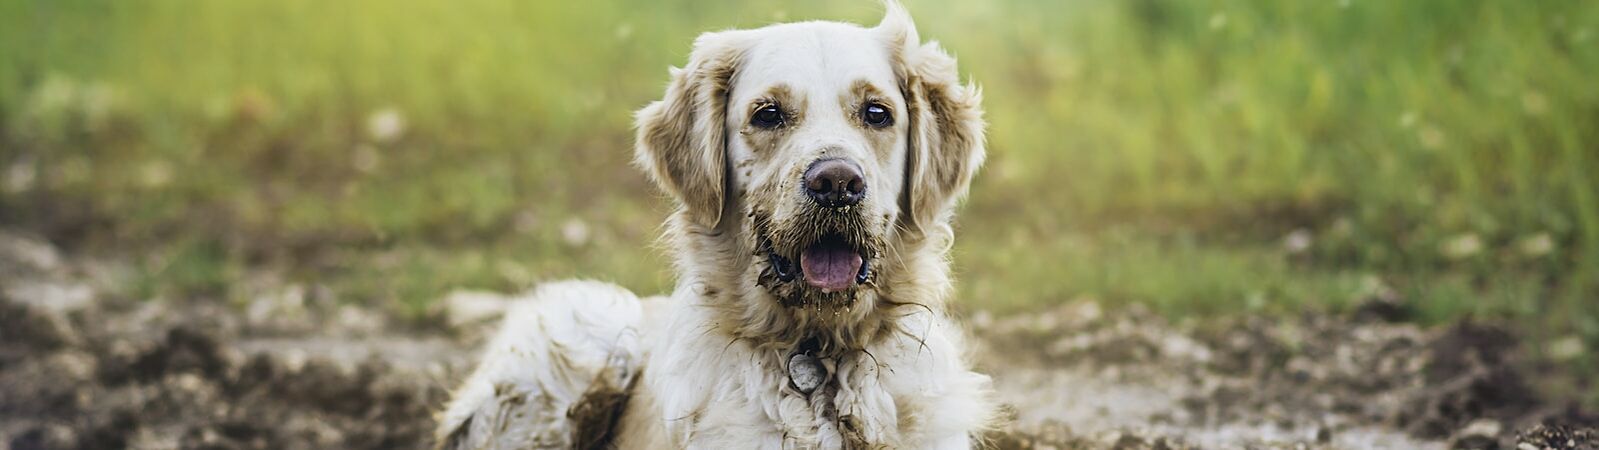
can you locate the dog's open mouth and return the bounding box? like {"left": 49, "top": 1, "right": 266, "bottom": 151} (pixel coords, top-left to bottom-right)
{"left": 766, "top": 233, "right": 870, "bottom": 293}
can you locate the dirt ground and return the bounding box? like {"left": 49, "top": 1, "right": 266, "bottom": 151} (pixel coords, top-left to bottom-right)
{"left": 2, "top": 228, "right": 1595, "bottom": 450}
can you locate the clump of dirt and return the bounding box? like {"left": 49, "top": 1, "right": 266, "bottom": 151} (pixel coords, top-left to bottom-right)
{"left": 1517, "top": 423, "right": 1599, "bottom": 450}
{"left": 1394, "top": 322, "right": 1542, "bottom": 440}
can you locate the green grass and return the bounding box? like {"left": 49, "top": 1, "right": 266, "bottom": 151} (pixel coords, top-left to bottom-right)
{"left": 2, "top": 0, "right": 1597, "bottom": 380}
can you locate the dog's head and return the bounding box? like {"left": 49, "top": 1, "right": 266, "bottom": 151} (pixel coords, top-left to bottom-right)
{"left": 635, "top": 1, "right": 983, "bottom": 341}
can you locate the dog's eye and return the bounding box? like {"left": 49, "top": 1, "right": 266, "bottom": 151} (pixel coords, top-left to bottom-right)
{"left": 750, "top": 104, "right": 784, "bottom": 129}
{"left": 861, "top": 102, "right": 893, "bottom": 128}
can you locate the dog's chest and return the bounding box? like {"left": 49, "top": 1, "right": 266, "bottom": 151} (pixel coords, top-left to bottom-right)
{"left": 659, "top": 348, "right": 900, "bottom": 449}
{"left": 753, "top": 352, "right": 898, "bottom": 449}
{"left": 643, "top": 301, "right": 979, "bottom": 449}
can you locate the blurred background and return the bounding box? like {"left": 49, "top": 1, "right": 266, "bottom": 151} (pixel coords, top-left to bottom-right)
{"left": 2, "top": 0, "right": 1595, "bottom": 380}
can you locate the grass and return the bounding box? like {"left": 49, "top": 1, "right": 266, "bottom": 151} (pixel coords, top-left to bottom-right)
{"left": 2, "top": 0, "right": 1597, "bottom": 384}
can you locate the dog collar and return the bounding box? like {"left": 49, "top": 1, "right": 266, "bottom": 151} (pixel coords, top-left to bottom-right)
{"left": 786, "top": 338, "right": 828, "bottom": 395}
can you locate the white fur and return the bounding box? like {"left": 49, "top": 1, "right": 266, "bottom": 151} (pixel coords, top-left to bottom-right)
{"left": 437, "top": 281, "right": 646, "bottom": 449}
{"left": 438, "top": 3, "right": 995, "bottom": 448}
{"left": 608, "top": 294, "right": 993, "bottom": 449}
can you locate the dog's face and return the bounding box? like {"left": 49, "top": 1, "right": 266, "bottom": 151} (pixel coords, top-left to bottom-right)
{"left": 728, "top": 22, "right": 908, "bottom": 306}
{"left": 636, "top": 3, "right": 984, "bottom": 323}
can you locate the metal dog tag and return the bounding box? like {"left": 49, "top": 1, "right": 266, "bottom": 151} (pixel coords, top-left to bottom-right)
{"left": 787, "top": 352, "right": 826, "bottom": 395}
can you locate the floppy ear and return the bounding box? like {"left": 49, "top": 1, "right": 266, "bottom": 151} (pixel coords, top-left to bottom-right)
{"left": 634, "top": 31, "right": 748, "bottom": 229}
{"left": 880, "top": 1, "right": 987, "bottom": 235}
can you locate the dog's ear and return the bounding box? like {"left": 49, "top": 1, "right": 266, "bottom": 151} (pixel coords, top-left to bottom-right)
{"left": 634, "top": 31, "right": 748, "bottom": 230}
{"left": 880, "top": 1, "right": 986, "bottom": 235}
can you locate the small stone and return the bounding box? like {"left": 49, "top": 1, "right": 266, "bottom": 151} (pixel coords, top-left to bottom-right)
{"left": 1517, "top": 233, "right": 1555, "bottom": 257}
{"left": 3, "top": 160, "right": 37, "bottom": 194}
{"left": 245, "top": 284, "right": 308, "bottom": 331}
{"left": 1441, "top": 233, "right": 1483, "bottom": 260}
{"left": 365, "top": 108, "right": 406, "bottom": 143}
{"left": 335, "top": 305, "right": 384, "bottom": 336}
{"left": 5, "top": 281, "right": 96, "bottom": 315}
{"left": 1283, "top": 229, "right": 1313, "bottom": 254}
{"left": 1460, "top": 419, "right": 1502, "bottom": 437}
{"left": 1546, "top": 336, "right": 1585, "bottom": 362}
{"left": 0, "top": 230, "right": 61, "bottom": 272}
{"left": 561, "top": 218, "right": 591, "bottom": 247}
{"left": 1452, "top": 419, "right": 1504, "bottom": 449}
{"left": 42, "top": 351, "right": 98, "bottom": 382}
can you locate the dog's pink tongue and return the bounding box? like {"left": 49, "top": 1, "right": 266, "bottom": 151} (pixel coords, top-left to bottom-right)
{"left": 801, "top": 243, "right": 862, "bottom": 292}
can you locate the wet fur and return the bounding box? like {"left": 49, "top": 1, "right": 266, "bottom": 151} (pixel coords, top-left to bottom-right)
{"left": 437, "top": 2, "right": 995, "bottom": 448}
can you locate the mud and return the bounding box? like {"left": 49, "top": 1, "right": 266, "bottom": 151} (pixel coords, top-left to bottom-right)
{"left": 1, "top": 229, "right": 1594, "bottom": 449}
{"left": 0, "top": 230, "right": 460, "bottom": 450}
{"left": 976, "top": 301, "right": 1598, "bottom": 449}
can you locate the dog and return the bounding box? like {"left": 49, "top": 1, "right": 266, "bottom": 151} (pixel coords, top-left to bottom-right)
{"left": 436, "top": 2, "right": 995, "bottom": 448}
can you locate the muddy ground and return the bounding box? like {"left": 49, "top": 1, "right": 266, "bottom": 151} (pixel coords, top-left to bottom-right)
{"left": 1, "top": 228, "right": 1595, "bottom": 450}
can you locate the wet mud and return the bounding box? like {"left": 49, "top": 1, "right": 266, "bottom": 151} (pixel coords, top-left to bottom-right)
{"left": 1, "top": 230, "right": 1593, "bottom": 449}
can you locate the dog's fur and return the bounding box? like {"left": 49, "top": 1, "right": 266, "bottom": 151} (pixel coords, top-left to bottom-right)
{"left": 437, "top": 2, "right": 994, "bottom": 448}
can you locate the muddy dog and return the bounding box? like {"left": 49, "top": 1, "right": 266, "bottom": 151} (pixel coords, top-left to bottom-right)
{"left": 437, "top": 2, "right": 995, "bottom": 448}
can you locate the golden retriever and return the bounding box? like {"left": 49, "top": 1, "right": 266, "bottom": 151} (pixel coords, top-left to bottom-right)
{"left": 437, "top": 2, "right": 994, "bottom": 448}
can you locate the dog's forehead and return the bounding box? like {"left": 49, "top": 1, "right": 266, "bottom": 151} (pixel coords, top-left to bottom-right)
{"left": 732, "top": 22, "right": 899, "bottom": 103}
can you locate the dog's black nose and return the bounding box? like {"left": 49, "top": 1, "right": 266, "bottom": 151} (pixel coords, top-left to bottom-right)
{"left": 803, "top": 158, "right": 866, "bottom": 208}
